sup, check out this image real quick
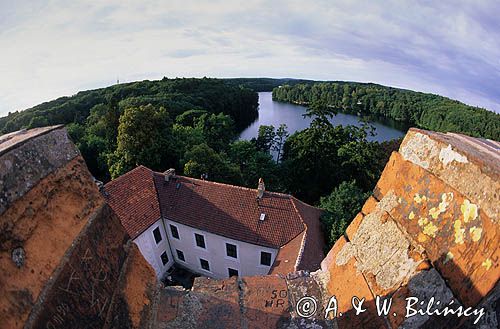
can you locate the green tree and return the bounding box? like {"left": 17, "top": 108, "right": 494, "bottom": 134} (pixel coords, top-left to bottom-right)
{"left": 228, "top": 140, "right": 281, "bottom": 190}
{"left": 272, "top": 124, "right": 289, "bottom": 163}
{"left": 255, "top": 125, "right": 276, "bottom": 152}
{"left": 319, "top": 180, "right": 370, "bottom": 249}
{"left": 183, "top": 143, "right": 242, "bottom": 184}
{"left": 108, "top": 104, "right": 173, "bottom": 178}
{"left": 194, "top": 113, "right": 235, "bottom": 152}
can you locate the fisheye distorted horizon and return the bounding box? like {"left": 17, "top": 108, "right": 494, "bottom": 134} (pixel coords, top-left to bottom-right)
{"left": 1, "top": 0, "right": 499, "bottom": 116}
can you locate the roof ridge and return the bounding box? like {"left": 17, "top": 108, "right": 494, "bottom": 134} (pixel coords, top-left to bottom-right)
{"left": 154, "top": 172, "right": 293, "bottom": 198}
{"left": 289, "top": 197, "right": 308, "bottom": 270}
{"left": 294, "top": 228, "right": 308, "bottom": 271}
{"left": 290, "top": 196, "right": 323, "bottom": 212}
{"left": 105, "top": 165, "right": 152, "bottom": 188}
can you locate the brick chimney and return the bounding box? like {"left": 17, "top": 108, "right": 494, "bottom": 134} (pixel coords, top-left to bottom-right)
{"left": 257, "top": 178, "right": 265, "bottom": 199}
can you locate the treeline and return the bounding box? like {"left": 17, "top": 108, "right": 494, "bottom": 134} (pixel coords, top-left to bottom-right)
{"left": 224, "top": 78, "right": 313, "bottom": 92}
{"left": 273, "top": 82, "right": 500, "bottom": 140}
{"left": 0, "top": 78, "right": 258, "bottom": 181}
{"left": 0, "top": 77, "right": 258, "bottom": 134}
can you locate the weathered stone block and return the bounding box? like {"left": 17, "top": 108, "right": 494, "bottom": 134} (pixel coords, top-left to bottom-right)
{"left": 399, "top": 128, "right": 499, "bottom": 222}
{"left": 0, "top": 126, "right": 79, "bottom": 216}
{"left": 376, "top": 151, "right": 499, "bottom": 307}
{"left": 24, "top": 204, "right": 130, "bottom": 329}
{"left": 105, "top": 243, "right": 158, "bottom": 329}
{"left": 388, "top": 268, "right": 457, "bottom": 329}
{"left": 242, "top": 275, "right": 290, "bottom": 328}
{"left": 362, "top": 196, "right": 379, "bottom": 216}
{"left": 321, "top": 237, "right": 387, "bottom": 328}
{"left": 0, "top": 157, "right": 103, "bottom": 329}
{"left": 345, "top": 212, "right": 364, "bottom": 241}
{"left": 336, "top": 193, "right": 423, "bottom": 297}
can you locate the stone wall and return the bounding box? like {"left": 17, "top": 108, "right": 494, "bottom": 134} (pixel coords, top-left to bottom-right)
{"left": 0, "top": 126, "right": 159, "bottom": 329}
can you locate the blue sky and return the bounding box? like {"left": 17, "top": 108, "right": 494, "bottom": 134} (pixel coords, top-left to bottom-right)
{"left": 1, "top": 0, "right": 499, "bottom": 117}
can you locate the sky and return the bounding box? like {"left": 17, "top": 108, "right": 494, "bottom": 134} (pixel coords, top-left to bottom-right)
{"left": 1, "top": 0, "right": 500, "bottom": 117}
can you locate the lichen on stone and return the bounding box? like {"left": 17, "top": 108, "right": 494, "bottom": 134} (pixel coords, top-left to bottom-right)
{"left": 423, "top": 221, "right": 439, "bottom": 238}
{"left": 454, "top": 220, "right": 465, "bottom": 245}
{"left": 400, "top": 132, "right": 439, "bottom": 169}
{"left": 439, "top": 144, "right": 468, "bottom": 166}
{"left": 461, "top": 199, "right": 478, "bottom": 223}
{"left": 469, "top": 226, "right": 482, "bottom": 242}
{"left": 336, "top": 191, "right": 420, "bottom": 290}
{"left": 443, "top": 251, "right": 454, "bottom": 264}
{"left": 481, "top": 258, "right": 492, "bottom": 271}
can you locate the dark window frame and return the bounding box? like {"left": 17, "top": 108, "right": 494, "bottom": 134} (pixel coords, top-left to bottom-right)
{"left": 228, "top": 268, "right": 239, "bottom": 277}
{"left": 160, "top": 251, "right": 169, "bottom": 266}
{"left": 226, "top": 243, "right": 237, "bottom": 258}
{"left": 170, "top": 225, "right": 180, "bottom": 239}
{"left": 153, "top": 227, "right": 162, "bottom": 244}
{"left": 200, "top": 258, "right": 210, "bottom": 271}
{"left": 176, "top": 249, "right": 185, "bottom": 262}
{"left": 195, "top": 233, "right": 206, "bottom": 249}
{"left": 260, "top": 251, "right": 272, "bottom": 266}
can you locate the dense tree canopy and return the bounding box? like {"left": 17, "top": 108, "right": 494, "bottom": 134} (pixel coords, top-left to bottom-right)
{"left": 273, "top": 82, "right": 500, "bottom": 140}
{"left": 319, "top": 180, "right": 370, "bottom": 250}
{"left": 108, "top": 105, "right": 174, "bottom": 178}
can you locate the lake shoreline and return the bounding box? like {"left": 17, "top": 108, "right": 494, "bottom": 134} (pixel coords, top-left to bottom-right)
{"left": 239, "top": 93, "right": 406, "bottom": 143}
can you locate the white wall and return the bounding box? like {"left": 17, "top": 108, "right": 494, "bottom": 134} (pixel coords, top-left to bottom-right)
{"left": 133, "top": 218, "right": 174, "bottom": 279}
{"left": 164, "top": 219, "right": 278, "bottom": 279}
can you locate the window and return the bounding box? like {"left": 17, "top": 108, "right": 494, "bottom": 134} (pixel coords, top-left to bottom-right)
{"left": 260, "top": 251, "right": 272, "bottom": 266}
{"left": 200, "top": 258, "right": 210, "bottom": 271}
{"left": 176, "top": 249, "right": 185, "bottom": 262}
{"left": 160, "top": 251, "right": 169, "bottom": 266}
{"left": 228, "top": 268, "right": 239, "bottom": 277}
{"left": 226, "top": 243, "right": 237, "bottom": 258}
{"left": 170, "top": 225, "right": 179, "bottom": 239}
{"left": 195, "top": 233, "right": 206, "bottom": 249}
{"left": 153, "top": 227, "right": 162, "bottom": 244}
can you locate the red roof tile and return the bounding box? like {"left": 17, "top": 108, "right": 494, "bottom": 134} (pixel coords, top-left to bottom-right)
{"left": 153, "top": 174, "right": 305, "bottom": 248}
{"left": 291, "top": 197, "right": 326, "bottom": 271}
{"left": 105, "top": 166, "right": 325, "bottom": 271}
{"left": 104, "top": 166, "right": 161, "bottom": 239}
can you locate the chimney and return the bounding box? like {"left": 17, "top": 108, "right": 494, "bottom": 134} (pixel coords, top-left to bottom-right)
{"left": 257, "top": 178, "right": 265, "bottom": 199}
{"left": 164, "top": 168, "right": 176, "bottom": 182}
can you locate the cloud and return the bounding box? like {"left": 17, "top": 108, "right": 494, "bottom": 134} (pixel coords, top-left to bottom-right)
{"left": 0, "top": 0, "right": 499, "bottom": 117}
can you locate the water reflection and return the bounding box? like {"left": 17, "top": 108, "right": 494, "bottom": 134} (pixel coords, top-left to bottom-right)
{"left": 239, "top": 92, "right": 406, "bottom": 142}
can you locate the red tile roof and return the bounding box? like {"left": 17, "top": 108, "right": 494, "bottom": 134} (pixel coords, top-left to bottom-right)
{"left": 104, "top": 166, "right": 325, "bottom": 271}
{"left": 291, "top": 197, "right": 326, "bottom": 271}
{"left": 104, "top": 166, "right": 161, "bottom": 239}
{"left": 153, "top": 174, "right": 307, "bottom": 248}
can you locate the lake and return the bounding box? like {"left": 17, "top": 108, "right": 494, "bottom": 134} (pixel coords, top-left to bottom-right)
{"left": 239, "top": 92, "right": 406, "bottom": 142}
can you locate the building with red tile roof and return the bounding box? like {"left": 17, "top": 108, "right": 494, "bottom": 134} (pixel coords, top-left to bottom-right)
{"left": 104, "top": 166, "right": 325, "bottom": 279}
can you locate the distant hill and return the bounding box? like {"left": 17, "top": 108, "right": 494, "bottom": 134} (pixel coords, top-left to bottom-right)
{"left": 272, "top": 81, "right": 500, "bottom": 141}
{"left": 0, "top": 77, "right": 259, "bottom": 134}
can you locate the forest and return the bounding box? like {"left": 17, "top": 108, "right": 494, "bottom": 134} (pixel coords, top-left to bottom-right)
{"left": 273, "top": 82, "right": 500, "bottom": 141}
{"left": 3, "top": 77, "right": 496, "bottom": 249}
